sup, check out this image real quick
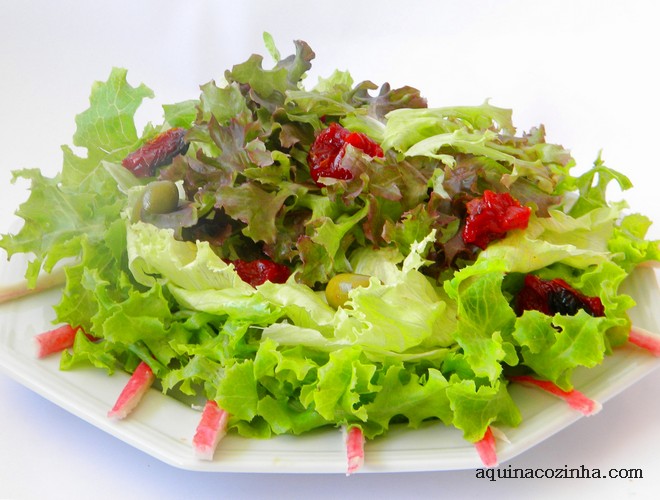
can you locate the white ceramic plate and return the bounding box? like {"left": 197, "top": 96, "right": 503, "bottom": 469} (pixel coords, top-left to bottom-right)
{"left": 1, "top": 255, "right": 659, "bottom": 474}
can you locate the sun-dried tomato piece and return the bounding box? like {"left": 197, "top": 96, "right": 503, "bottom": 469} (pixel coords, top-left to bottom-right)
{"left": 344, "top": 130, "right": 384, "bottom": 158}
{"left": 461, "top": 190, "right": 531, "bottom": 249}
{"left": 122, "top": 127, "right": 189, "bottom": 177}
{"left": 307, "top": 122, "right": 383, "bottom": 185}
{"left": 232, "top": 259, "right": 291, "bottom": 287}
{"left": 515, "top": 274, "right": 605, "bottom": 317}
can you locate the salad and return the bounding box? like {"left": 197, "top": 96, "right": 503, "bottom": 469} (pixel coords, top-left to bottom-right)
{"left": 1, "top": 36, "right": 659, "bottom": 473}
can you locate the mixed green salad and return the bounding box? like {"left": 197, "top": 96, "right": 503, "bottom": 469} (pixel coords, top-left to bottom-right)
{"left": 1, "top": 37, "right": 659, "bottom": 460}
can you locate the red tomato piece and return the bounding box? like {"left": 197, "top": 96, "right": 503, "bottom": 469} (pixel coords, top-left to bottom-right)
{"left": 515, "top": 274, "right": 605, "bottom": 317}
{"left": 122, "top": 127, "right": 189, "bottom": 177}
{"left": 232, "top": 259, "right": 291, "bottom": 287}
{"left": 307, "top": 122, "right": 383, "bottom": 185}
{"left": 344, "top": 131, "right": 384, "bottom": 158}
{"left": 461, "top": 190, "right": 531, "bottom": 249}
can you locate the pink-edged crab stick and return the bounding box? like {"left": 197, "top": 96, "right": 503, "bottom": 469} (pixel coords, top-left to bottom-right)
{"left": 107, "top": 361, "right": 155, "bottom": 420}
{"left": 628, "top": 327, "right": 660, "bottom": 357}
{"left": 192, "top": 400, "right": 230, "bottom": 460}
{"left": 474, "top": 426, "right": 498, "bottom": 468}
{"left": 508, "top": 375, "right": 601, "bottom": 416}
{"left": 34, "top": 324, "right": 80, "bottom": 358}
{"left": 344, "top": 425, "right": 365, "bottom": 475}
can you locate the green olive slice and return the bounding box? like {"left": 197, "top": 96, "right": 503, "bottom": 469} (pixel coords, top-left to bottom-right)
{"left": 325, "top": 273, "right": 372, "bottom": 309}
{"left": 141, "top": 180, "right": 180, "bottom": 215}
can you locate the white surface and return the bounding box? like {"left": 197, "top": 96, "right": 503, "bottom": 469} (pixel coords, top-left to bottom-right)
{"left": 2, "top": 0, "right": 660, "bottom": 498}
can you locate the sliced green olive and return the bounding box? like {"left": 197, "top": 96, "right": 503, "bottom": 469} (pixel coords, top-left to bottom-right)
{"left": 141, "top": 180, "right": 180, "bottom": 215}
{"left": 325, "top": 273, "right": 372, "bottom": 309}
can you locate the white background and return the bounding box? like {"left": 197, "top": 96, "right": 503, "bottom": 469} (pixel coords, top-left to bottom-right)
{"left": 2, "top": 1, "right": 660, "bottom": 498}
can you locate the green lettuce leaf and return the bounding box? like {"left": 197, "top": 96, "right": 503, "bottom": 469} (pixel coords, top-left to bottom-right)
{"left": 514, "top": 310, "right": 610, "bottom": 390}
{"left": 0, "top": 68, "right": 152, "bottom": 286}
{"left": 126, "top": 220, "right": 252, "bottom": 292}
{"left": 447, "top": 378, "right": 521, "bottom": 442}
{"left": 453, "top": 272, "right": 518, "bottom": 383}
{"left": 361, "top": 365, "right": 453, "bottom": 438}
